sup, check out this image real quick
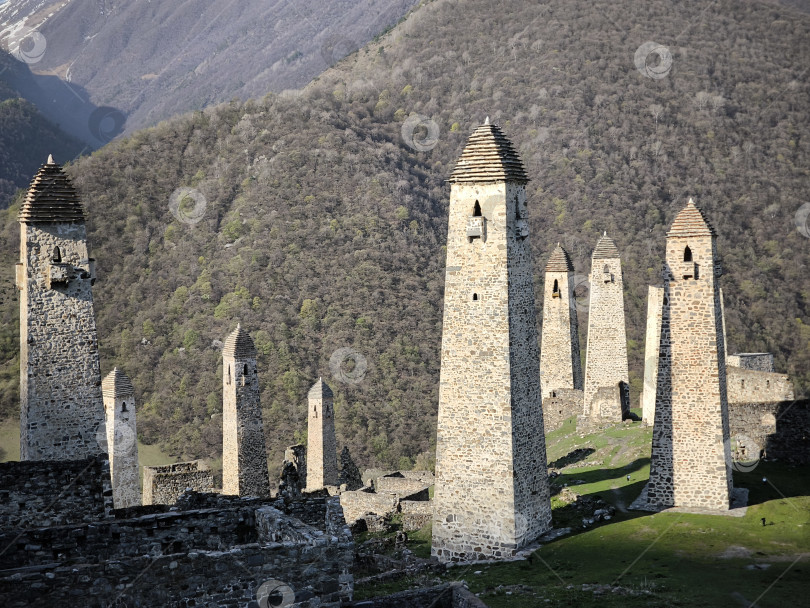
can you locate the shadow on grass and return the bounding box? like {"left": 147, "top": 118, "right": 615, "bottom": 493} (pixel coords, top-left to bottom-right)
{"left": 549, "top": 447, "right": 596, "bottom": 469}
{"left": 732, "top": 460, "right": 810, "bottom": 507}
{"left": 550, "top": 458, "right": 650, "bottom": 496}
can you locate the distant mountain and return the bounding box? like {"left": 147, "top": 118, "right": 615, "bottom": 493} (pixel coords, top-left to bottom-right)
{"left": 0, "top": 0, "right": 419, "bottom": 145}
{"left": 0, "top": 0, "right": 808, "bottom": 472}
{"left": 0, "top": 50, "right": 86, "bottom": 207}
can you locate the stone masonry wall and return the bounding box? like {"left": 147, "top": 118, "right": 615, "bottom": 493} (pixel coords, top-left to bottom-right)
{"left": 0, "top": 456, "right": 112, "bottom": 529}
{"left": 307, "top": 381, "right": 339, "bottom": 490}
{"left": 375, "top": 474, "right": 430, "bottom": 497}
{"left": 542, "top": 388, "right": 582, "bottom": 432}
{"left": 727, "top": 353, "right": 774, "bottom": 372}
{"left": 728, "top": 399, "right": 810, "bottom": 464}
{"left": 432, "top": 180, "right": 551, "bottom": 562}
{"left": 102, "top": 372, "right": 140, "bottom": 508}
{"left": 726, "top": 367, "right": 794, "bottom": 404}
{"left": 583, "top": 248, "right": 629, "bottom": 421}
{"left": 642, "top": 286, "right": 664, "bottom": 426}
{"left": 340, "top": 489, "right": 399, "bottom": 524}
{"left": 19, "top": 222, "right": 105, "bottom": 461}
{"left": 400, "top": 500, "right": 433, "bottom": 532}
{"left": 143, "top": 461, "right": 214, "bottom": 505}
{"left": 540, "top": 269, "right": 583, "bottom": 398}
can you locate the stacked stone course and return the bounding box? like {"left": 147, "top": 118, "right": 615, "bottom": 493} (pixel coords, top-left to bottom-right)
{"left": 143, "top": 460, "right": 214, "bottom": 506}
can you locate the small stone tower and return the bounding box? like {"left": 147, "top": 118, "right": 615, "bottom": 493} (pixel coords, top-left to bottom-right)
{"left": 540, "top": 244, "right": 583, "bottom": 399}
{"left": 102, "top": 368, "right": 140, "bottom": 507}
{"left": 222, "top": 324, "right": 271, "bottom": 498}
{"left": 582, "top": 233, "right": 630, "bottom": 421}
{"left": 306, "top": 378, "right": 338, "bottom": 491}
{"left": 432, "top": 120, "right": 552, "bottom": 563}
{"left": 637, "top": 199, "right": 732, "bottom": 511}
{"left": 17, "top": 156, "right": 104, "bottom": 461}
{"left": 641, "top": 286, "right": 665, "bottom": 426}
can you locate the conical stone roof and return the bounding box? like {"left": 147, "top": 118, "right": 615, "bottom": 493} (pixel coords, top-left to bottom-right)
{"left": 308, "top": 377, "right": 333, "bottom": 399}
{"left": 102, "top": 367, "right": 135, "bottom": 398}
{"left": 448, "top": 120, "right": 528, "bottom": 184}
{"left": 667, "top": 198, "right": 717, "bottom": 238}
{"left": 223, "top": 324, "right": 256, "bottom": 358}
{"left": 19, "top": 156, "right": 86, "bottom": 223}
{"left": 545, "top": 244, "right": 574, "bottom": 272}
{"left": 592, "top": 233, "right": 620, "bottom": 260}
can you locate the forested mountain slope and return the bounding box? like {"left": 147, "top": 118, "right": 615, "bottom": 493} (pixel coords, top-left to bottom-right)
{"left": 0, "top": 0, "right": 808, "bottom": 470}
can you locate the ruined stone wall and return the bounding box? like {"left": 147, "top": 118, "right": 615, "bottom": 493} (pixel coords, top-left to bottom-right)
{"left": 726, "top": 367, "right": 794, "bottom": 404}
{"left": 542, "top": 388, "right": 582, "bottom": 432}
{"left": 433, "top": 180, "right": 551, "bottom": 562}
{"left": 540, "top": 270, "right": 582, "bottom": 398}
{"left": 102, "top": 371, "right": 140, "bottom": 508}
{"left": 583, "top": 251, "right": 629, "bottom": 420}
{"left": 728, "top": 399, "right": 810, "bottom": 464}
{"left": 400, "top": 500, "right": 433, "bottom": 531}
{"left": 143, "top": 461, "right": 214, "bottom": 505}
{"left": 19, "top": 222, "right": 104, "bottom": 461}
{"left": 642, "top": 286, "right": 664, "bottom": 426}
{"left": 222, "top": 348, "right": 271, "bottom": 498}
{"left": 340, "top": 488, "right": 399, "bottom": 524}
{"left": 0, "top": 456, "right": 112, "bottom": 529}
{"left": 727, "top": 353, "right": 774, "bottom": 372}
{"left": 642, "top": 215, "right": 732, "bottom": 511}
{"left": 307, "top": 381, "right": 338, "bottom": 490}
{"left": 375, "top": 474, "right": 430, "bottom": 497}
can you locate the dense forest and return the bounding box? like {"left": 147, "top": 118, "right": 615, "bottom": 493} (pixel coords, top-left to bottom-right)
{"left": 0, "top": 0, "right": 808, "bottom": 472}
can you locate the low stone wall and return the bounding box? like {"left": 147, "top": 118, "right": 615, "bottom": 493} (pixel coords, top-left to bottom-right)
{"left": 375, "top": 474, "right": 430, "bottom": 497}
{"left": 727, "top": 367, "right": 793, "bottom": 404}
{"left": 340, "top": 489, "right": 399, "bottom": 524}
{"left": 728, "top": 353, "right": 773, "bottom": 372}
{"left": 399, "top": 500, "right": 433, "bottom": 531}
{"left": 542, "top": 388, "right": 582, "bottom": 431}
{"left": 728, "top": 399, "right": 810, "bottom": 463}
{"left": 143, "top": 460, "right": 214, "bottom": 505}
{"left": 0, "top": 456, "right": 113, "bottom": 529}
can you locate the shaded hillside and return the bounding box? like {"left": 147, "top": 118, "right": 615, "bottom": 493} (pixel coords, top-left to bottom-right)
{"left": 1, "top": 0, "right": 808, "bottom": 471}
{"left": 0, "top": 0, "right": 419, "bottom": 143}
{"left": 0, "top": 51, "right": 86, "bottom": 207}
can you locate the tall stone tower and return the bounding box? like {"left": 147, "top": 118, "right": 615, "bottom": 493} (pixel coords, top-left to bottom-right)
{"left": 102, "top": 368, "right": 140, "bottom": 507}
{"left": 306, "top": 378, "right": 338, "bottom": 491}
{"left": 636, "top": 200, "right": 732, "bottom": 511}
{"left": 17, "top": 156, "right": 104, "bottom": 461}
{"left": 432, "top": 120, "right": 552, "bottom": 563}
{"left": 540, "top": 244, "right": 583, "bottom": 399}
{"left": 582, "top": 233, "right": 629, "bottom": 421}
{"left": 641, "top": 286, "right": 664, "bottom": 426}
{"left": 222, "top": 324, "right": 271, "bottom": 498}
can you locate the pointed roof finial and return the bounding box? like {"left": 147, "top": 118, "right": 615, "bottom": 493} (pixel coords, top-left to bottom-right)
{"left": 484, "top": 116, "right": 490, "bottom": 125}
{"left": 668, "top": 197, "right": 716, "bottom": 237}
{"left": 223, "top": 323, "right": 256, "bottom": 358}
{"left": 47, "top": 154, "right": 55, "bottom": 165}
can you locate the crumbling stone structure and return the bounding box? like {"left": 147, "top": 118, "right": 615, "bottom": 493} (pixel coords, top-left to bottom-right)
{"left": 637, "top": 200, "right": 733, "bottom": 511}
{"left": 142, "top": 460, "right": 214, "bottom": 506}
{"left": 17, "top": 156, "right": 104, "bottom": 461}
{"left": 641, "top": 286, "right": 665, "bottom": 426}
{"left": 222, "top": 324, "right": 271, "bottom": 497}
{"left": 102, "top": 367, "right": 140, "bottom": 507}
{"left": 307, "top": 378, "right": 339, "bottom": 490}
{"left": 540, "top": 244, "right": 582, "bottom": 399}
{"left": 432, "top": 120, "right": 551, "bottom": 562}
{"left": 539, "top": 388, "right": 582, "bottom": 432}
{"left": 729, "top": 399, "right": 810, "bottom": 464}
{"left": 338, "top": 446, "right": 363, "bottom": 490}
{"left": 583, "top": 233, "right": 630, "bottom": 421}
{"left": 727, "top": 367, "right": 794, "bottom": 403}
{"left": 728, "top": 353, "right": 774, "bottom": 372}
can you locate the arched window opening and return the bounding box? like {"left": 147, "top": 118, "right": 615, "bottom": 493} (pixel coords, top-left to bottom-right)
{"left": 472, "top": 293, "right": 479, "bottom": 301}
{"left": 121, "top": 401, "right": 128, "bottom": 412}
{"left": 243, "top": 364, "right": 248, "bottom": 375}
{"left": 603, "top": 264, "right": 610, "bottom": 274}
{"left": 313, "top": 405, "right": 318, "bottom": 419}
{"left": 473, "top": 200, "right": 482, "bottom": 217}
{"left": 684, "top": 246, "right": 692, "bottom": 262}
{"left": 227, "top": 366, "right": 231, "bottom": 384}
{"left": 741, "top": 379, "right": 745, "bottom": 389}
{"left": 766, "top": 380, "right": 770, "bottom": 389}
{"left": 52, "top": 247, "right": 61, "bottom": 263}
{"left": 552, "top": 279, "right": 560, "bottom": 297}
